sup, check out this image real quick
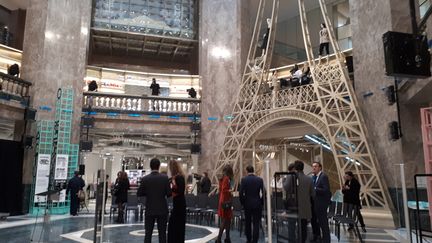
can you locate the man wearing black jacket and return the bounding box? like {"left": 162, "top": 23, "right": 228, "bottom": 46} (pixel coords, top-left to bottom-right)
{"left": 67, "top": 171, "right": 85, "bottom": 216}
{"left": 239, "top": 165, "right": 264, "bottom": 243}
{"left": 311, "top": 162, "right": 331, "bottom": 243}
{"left": 342, "top": 171, "right": 366, "bottom": 232}
{"left": 137, "top": 158, "right": 172, "bottom": 243}
{"left": 198, "top": 172, "right": 211, "bottom": 194}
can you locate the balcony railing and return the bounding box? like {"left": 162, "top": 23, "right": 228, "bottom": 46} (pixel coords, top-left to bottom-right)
{"left": 0, "top": 72, "right": 32, "bottom": 101}
{"left": 83, "top": 91, "right": 200, "bottom": 115}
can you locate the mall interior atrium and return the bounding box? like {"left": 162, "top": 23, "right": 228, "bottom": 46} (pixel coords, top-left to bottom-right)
{"left": 0, "top": 0, "right": 432, "bottom": 242}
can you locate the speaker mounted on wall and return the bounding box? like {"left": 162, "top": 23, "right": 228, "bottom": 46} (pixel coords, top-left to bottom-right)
{"left": 389, "top": 121, "right": 400, "bottom": 141}
{"left": 80, "top": 140, "right": 93, "bottom": 152}
{"left": 383, "top": 31, "right": 431, "bottom": 78}
{"left": 81, "top": 117, "right": 95, "bottom": 128}
{"left": 24, "top": 108, "right": 36, "bottom": 121}
{"left": 191, "top": 144, "right": 201, "bottom": 154}
{"left": 79, "top": 164, "right": 85, "bottom": 175}
{"left": 191, "top": 123, "right": 201, "bottom": 131}
{"left": 23, "top": 135, "right": 33, "bottom": 148}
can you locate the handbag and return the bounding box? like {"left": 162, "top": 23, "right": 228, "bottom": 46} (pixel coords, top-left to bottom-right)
{"left": 111, "top": 183, "right": 119, "bottom": 196}
{"left": 221, "top": 201, "right": 232, "bottom": 210}
{"left": 77, "top": 190, "right": 85, "bottom": 201}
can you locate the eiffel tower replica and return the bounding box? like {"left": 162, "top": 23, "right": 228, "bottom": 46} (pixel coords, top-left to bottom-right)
{"left": 212, "top": 0, "right": 391, "bottom": 211}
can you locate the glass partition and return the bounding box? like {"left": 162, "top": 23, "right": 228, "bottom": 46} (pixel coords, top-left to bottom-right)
{"left": 93, "top": 0, "right": 197, "bottom": 39}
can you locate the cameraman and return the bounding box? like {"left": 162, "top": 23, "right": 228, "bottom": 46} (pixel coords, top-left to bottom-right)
{"left": 196, "top": 172, "right": 211, "bottom": 194}
{"left": 187, "top": 87, "right": 197, "bottom": 98}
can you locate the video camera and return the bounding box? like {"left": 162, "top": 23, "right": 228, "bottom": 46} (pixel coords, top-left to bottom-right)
{"left": 187, "top": 88, "right": 197, "bottom": 98}
{"left": 192, "top": 173, "right": 202, "bottom": 180}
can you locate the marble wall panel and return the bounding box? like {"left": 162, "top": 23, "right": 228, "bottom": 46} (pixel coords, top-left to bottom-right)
{"left": 350, "top": 0, "right": 427, "bottom": 188}
{"left": 199, "top": 0, "right": 249, "bottom": 172}
{"left": 22, "top": 0, "right": 91, "bottom": 144}
{"left": 21, "top": 0, "right": 91, "bottom": 185}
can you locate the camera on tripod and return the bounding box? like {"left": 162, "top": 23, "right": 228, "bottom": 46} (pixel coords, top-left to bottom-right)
{"left": 192, "top": 173, "right": 202, "bottom": 180}
{"left": 187, "top": 87, "right": 197, "bottom": 98}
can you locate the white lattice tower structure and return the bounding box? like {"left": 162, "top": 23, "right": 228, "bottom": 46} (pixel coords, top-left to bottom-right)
{"left": 299, "top": 0, "right": 390, "bottom": 209}
{"left": 212, "top": 0, "right": 280, "bottom": 183}
{"left": 212, "top": 0, "right": 392, "bottom": 210}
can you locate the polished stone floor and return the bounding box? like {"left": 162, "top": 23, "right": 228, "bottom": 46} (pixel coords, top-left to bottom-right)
{"left": 0, "top": 200, "right": 415, "bottom": 243}
{"left": 0, "top": 213, "right": 411, "bottom": 243}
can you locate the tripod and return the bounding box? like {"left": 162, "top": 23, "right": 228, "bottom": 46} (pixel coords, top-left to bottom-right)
{"left": 30, "top": 190, "right": 60, "bottom": 242}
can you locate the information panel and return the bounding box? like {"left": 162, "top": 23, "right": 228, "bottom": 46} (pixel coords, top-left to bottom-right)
{"left": 34, "top": 154, "right": 51, "bottom": 203}
{"left": 54, "top": 154, "right": 69, "bottom": 180}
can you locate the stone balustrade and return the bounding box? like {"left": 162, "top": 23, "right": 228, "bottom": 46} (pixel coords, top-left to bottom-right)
{"left": 0, "top": 73, "right": 32, "bottom": 99}
{"left": 83, "top": 91, "right": 200, "bottom": 115}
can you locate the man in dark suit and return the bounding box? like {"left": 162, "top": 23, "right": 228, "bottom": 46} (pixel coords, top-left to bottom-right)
{"left": 311, "top": 162, "right": 332, "bottom": 243}
{"left": 239, "top": 165, "right": 264, "bottom": 243}
{"left": 284, "top": 161, "right": 315, "bottom": 243}
{"left": 66, "top": 171, "right": 85, "bottom": 216}
{"left": 137, "top": 158, "right": 172, "bottom": 243}
{"left": 198, "top": 172, "right": 211, "bottom": 194}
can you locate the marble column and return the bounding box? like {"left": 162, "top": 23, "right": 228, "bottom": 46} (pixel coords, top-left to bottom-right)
{"left": 20, "top": 0, "right": 91, "bottom": 210}
{"left": 199, "top": 0, "right": 251, "bottom": 173}
{"left": 350, "top": 0, "right": 415, "bottom": 189}
{"left": 350, "top": 0, "right": 430, "bottom": 227}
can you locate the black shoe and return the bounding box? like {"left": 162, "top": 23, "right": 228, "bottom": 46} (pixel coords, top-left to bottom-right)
{"left": 347, "top": 226, "right": 354, "bottom": 231}
{"left": 362, "top": 226, "right": 367, "bottom": 233}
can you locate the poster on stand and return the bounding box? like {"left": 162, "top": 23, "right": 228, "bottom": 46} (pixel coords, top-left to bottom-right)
{"left": 54, "top": 154, "right": 69, "bottom": 180}
{"left": 34, "top": 154, "right": 51, "bottom": 203}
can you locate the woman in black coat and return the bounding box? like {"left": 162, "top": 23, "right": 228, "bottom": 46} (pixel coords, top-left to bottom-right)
{"left": 114, "top": 171, "right": 130, "bottom": 223}
{"left": 167, "top": 160, "right": 186, "bottom": 243}
{"left": 342, "top": 171, "right": 366, "bottom": 232}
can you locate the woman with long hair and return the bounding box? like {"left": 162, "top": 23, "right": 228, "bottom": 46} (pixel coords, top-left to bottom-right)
{"left": 167, "top": 160, "right": 186, "bottom": 243}
{"left": 216, "top": 165, "right": 234, "bottom": 243}
{"left": 113, "top": 171, "right": 129, "bottom": 223}
{"left": 319, "top": 22, "right": 330, "bottom": 56}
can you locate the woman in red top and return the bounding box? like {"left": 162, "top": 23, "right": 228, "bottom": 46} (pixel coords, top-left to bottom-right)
{"left": 216, "top": 165, "right": 234, "bottom": 243}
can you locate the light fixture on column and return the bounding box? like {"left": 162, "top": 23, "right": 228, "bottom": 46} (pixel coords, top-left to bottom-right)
{"left": 211, "top": 46, "right": 231, "bottom": 59}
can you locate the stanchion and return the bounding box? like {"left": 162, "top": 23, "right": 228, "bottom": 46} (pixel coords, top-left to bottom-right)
{"left": 399, "top": 164, "right": 411, "bottom": 242}
{"left": 265, "top": 159, "right": 272, "bottom": 243}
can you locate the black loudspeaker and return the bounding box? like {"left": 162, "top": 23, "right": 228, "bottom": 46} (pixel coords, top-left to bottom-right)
{"left": 81, "top": 117, "right": 95, "bottom": 128}
{"left": 345, "top": 55, "right": 354, "bottom": 73}
{"left": 191, "top": 144, "right": 201, "bottom": 154}
{"left": 191, "top": 123, "right": 200, "bottom": 131}
{"left": 389, "top": 121, "right": 400, "bottom": 140}
{"left": 385, "top": 85, "right": 396, "bottom": 105}
{"left": 24, "top": 108, "right": 36, "bottom": 121}
{"left": 383, "top": 31, "right": 431, "bottom": 78}
{"left": 79, "top": 164, "right": 85, "bottom": 175}
{"left": 80, "top": 140, "right": 93, "bottom": 152}
{"left": 23, "top": 135, "right": 33, "bottom": 148}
